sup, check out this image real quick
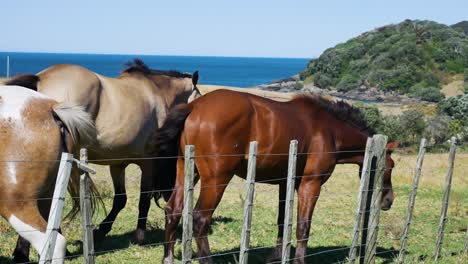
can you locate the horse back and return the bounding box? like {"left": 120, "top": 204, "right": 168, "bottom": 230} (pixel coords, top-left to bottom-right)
{"left": 37, "top": 64, "right": 102, "bottom": 119}
{"left": 182, "top": 90, "right": 320, "bottom": 171}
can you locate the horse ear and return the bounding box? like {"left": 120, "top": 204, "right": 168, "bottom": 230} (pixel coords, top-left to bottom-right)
{"left": 386, "top": 141, "right": 400, "bottom": 153}
{"left": 192, "top": 71, "right": 199, "bottom": 86}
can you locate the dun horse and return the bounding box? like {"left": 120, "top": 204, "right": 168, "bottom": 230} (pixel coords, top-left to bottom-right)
{"left": 5, "top": 59, "right": 201, "bottom": 261}
{"left": 153, "top": 89, "right": 399, "bottom": 264}
{"left": 0, "top": 85, "right": 98, "bottom": 264}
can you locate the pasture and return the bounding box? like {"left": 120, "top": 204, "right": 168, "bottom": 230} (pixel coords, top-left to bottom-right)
{"left": 0, "top": 152, "right": 466, "bottom": 263}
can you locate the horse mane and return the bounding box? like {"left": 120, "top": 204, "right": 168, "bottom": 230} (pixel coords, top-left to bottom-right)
{"left": 294, "top": 93, "right": 376, "bottom": 135}
{"left": 122, "top": 58, "right": 193, "bottom": 78}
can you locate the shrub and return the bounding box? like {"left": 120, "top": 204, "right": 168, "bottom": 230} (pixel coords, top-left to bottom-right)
{"left": 314, "top": 73, "right": 333, "bottom": 88}
{"left": 336, "top": 74, "right": 360, "bottom": 92}
{"left": 399, "top": 110, "right": 427, "bottom": 144}
{"left": 425, "top": 114, "right": 451, "bottom": 144}
{"left": 409, "top": 86, "right": 444, "bottom": 102}
{"left": 437, "top": 94, "right": 468, "bottom": 120}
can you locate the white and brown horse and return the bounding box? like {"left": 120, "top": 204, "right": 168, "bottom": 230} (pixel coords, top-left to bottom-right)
{"left": 0, "top": 85, "right": 98, "bottom": 263}
{"left": 5, "top": 59, "right": 201, "bottom": 261}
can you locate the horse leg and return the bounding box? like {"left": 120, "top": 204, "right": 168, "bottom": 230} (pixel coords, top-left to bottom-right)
{"left": 267, "top": 181, "right": 287, "bottom": 261}
{"left": 94, "top": 164, "right": 127, "bottom": 241}
{"left": 135, "top": 160, "right": 154, "bottom": 245}
{"left": 8, "top": 202, "right": 67, "bottom": 264}
{"left": 293, "top": 162, "right": 335, "bottom": 264}
{"left": 193, "top": 173, "right": 233, "bottom": 264}
{"left": 12, "top": 236, "right": 30, "bottom": 263}
{"left": 163, "top": 158, "right": 185, "bottom": 264}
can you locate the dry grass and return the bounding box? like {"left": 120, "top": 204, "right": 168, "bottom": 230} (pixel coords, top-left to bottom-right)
{"left": 0, "top": 77, "right": 8, "bottom": 85}
{"left": 441, "top": 74, "right": 464, "bottom": 97}
{"left": 199, "top": 84, "right": 293, "bottom": 101}
{"left": 0, "top": 152, "right": 467, "bottom": 263}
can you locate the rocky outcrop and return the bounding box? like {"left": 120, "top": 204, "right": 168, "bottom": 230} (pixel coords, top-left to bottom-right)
{"left": 256, "top": 77, "right": 420, "bottom": 104}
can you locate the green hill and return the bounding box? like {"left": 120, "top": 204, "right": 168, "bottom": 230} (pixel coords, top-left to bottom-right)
{"left": 300, "top": 19, "right": 468, "bottom": 102}
{"left": 452, "top": 21, "right": 468, "bottom": 35}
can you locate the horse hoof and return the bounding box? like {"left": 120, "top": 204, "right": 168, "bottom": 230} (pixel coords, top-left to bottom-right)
{"left": 134, "top": 229, "right": 145, "bottom": 245}
{"left": 162, "top": 256, "right": 174, "bottom": 264}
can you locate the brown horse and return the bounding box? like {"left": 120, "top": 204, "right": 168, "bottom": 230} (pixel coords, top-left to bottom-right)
{"left": 5, "top": 59, "right": 201, "bottom": 261}
{"left": 152, "top": 89, "right": 399, "bottom": 263}
{"left": 0, "top": 85, "right": 98, "bottom": 263}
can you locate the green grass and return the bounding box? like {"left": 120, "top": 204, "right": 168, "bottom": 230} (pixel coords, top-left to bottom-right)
{"left": 1, "top": 153, "right": 467, "bottom": 263}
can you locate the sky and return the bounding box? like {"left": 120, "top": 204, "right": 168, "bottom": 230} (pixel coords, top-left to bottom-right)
{"left": 0, "top": 0, "right": 466, "bottom": 58}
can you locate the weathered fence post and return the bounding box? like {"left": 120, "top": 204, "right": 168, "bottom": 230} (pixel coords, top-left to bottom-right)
{"left": 239, "top": 141, "right": 258, "bottom": 264}
{"left": 348, "top": 137, "right": 374, "bottom": 264}
{"left": 347, "top": 135, "right": 387, "bottom": 264}
{"left": 80, "top": 148, "right": 95, "bottom": 264}
{"left": 397, "top": 138, "right": 427, "bottom": 263}
{"left": 434, "top": 137, "right": 457, "bottom": 260}
{"left": 39, "top": 153, "right": 74, "bottom": 264}
{"left": 182, "top": 145, "right": 195, "bottom": 264}
{"left": 363, "top": 135, "right": 387, "bottom": 264}
{"left": 281, "top": 140, "right": 298, "bottom": 264}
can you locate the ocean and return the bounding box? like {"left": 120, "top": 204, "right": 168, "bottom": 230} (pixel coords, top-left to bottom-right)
{"left": 0, "top": 52, "right": 309, "bottom": 88}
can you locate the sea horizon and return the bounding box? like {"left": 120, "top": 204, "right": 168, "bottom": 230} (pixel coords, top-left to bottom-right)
{"left": 0, "top": 51, "right": 310, "bottom": 87}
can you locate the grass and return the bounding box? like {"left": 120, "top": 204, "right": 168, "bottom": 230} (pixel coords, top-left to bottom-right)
{"left": 0, "top": 152, "right": 467, "bottom": 263}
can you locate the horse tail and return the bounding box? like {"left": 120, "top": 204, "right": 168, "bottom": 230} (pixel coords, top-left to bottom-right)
{"left": 5, "top": 74, "right": 40, "bottom": 91}
{"left": 52, "top": 103, "right": 103, "bottom": 220}
{"left": 152, "top": 103, "right": 194, "bottom": 206}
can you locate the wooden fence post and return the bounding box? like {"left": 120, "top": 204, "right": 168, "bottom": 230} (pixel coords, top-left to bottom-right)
{"left": 434, "top": 137, "right": 457, "bottom": 260}
{"left": 348, "top": 137, "right": 374, "bottom": 264}
{"left": 281, "top": 140, "right": 298, "bottom": 264}
{"left": 239, "top": 141, "right": 258, "bottom": 264}
{"left": 397, "top": 138, "right": 427, "bottom": 263}
{"left": 182, "top": 145, "right": 195, "bottom": 264}
{"left": 363, "top": 135, "right": 387, "bottom": 264}
{"left": 39, "top": 153, "right": 73, "bottom": 264}
{"left": 80, "top": 148, "right": 95, "bottom": 264}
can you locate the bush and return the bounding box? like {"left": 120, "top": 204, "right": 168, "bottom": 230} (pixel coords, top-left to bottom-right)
{"left": 425, "top": 114, "right": 451, "bottom": 144}
{"left": 360, "top": 106, "right": 385, "bottom": 132}
{"left": 381, "top": 115, "right": 406, "bottom": 143}
{"left": 314, "top": 73, "right": 333, "bottom": 88}
{"left": 336, "top": 74, "right": 360, "bottom": 92}
{"left": 409, "top": 85, "right": 444, "bottom": 102}
{"left": 399, "top": 110, "right": 427, "bottom": 144}
{"left": 437, "top": 94, "right": 468, "bottom": 120}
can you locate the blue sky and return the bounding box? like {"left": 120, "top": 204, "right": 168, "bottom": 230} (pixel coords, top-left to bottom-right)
{"left": 0, "top": 0, "right": 466, "bottom": 58}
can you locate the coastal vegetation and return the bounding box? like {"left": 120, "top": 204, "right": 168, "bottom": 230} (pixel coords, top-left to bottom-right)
{"left": 358, "top": 94, "right": 468, "bottom": 148}
{"left": 300, "top": 20, "right": 468, "bottom": 102}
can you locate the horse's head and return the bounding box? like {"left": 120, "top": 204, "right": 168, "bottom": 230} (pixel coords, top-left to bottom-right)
{"left": 381, "top": 141, "right": 400, "bottom": 210}
{"left": 122, "top": 59, "right": 201, "bottom": 105}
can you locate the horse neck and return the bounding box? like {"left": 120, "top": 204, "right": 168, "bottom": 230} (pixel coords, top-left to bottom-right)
{"left": 333, "top": 122, "right": 370, "bottom": 166}
{"left": 151, "top": 76, "right": 191, "bottom": 107}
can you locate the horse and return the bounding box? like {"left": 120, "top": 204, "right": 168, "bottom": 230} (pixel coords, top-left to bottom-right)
{"left": 152, "top": 89, "right": 399, "bottom": 264}
{"left": 5, "top": 59, "right": 201, "bottom": 261}
{"left": 0, "top": 85, "right": 99, "bottom": 263}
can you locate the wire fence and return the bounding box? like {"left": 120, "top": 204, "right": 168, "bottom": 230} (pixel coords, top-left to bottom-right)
{"left": 0, "top": 137, "right": 466, "bottom": 264}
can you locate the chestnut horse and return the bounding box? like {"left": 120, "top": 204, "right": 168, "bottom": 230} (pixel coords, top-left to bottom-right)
{"left": 5, "top": 59, "right": 201, "bottom": 262}
{"left": 153, "top": 89, "right": 399, "bottom": 264}
{"left": 0, "top": 85, "right": 98, "bottom": 263}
